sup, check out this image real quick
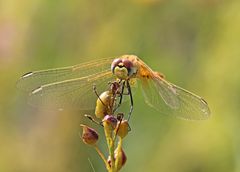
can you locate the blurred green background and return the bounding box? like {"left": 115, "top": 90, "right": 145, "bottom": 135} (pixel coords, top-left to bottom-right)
{"left": 1, "top": 0, "right": 240, "bottom": 171}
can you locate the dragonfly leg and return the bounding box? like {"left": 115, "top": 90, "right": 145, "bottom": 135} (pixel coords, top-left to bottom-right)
{"left": 113, "top": 81, "right": 125, "bottom": 113}
{"left": 113, "top": 113, "right": 124, "bottom": 141}
{"left": 127, "top": 80, "right": 133, "bottom": 121}
{"left": 93, "top": 84, "right": 106, "bottom": 107}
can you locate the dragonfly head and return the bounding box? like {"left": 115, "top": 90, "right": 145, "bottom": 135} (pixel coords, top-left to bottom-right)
{"left": 111, "top": 58, "right": 137, "bottom": 80}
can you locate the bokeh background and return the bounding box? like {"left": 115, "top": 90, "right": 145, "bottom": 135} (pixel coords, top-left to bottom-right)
{"left": 1, "top": 0, "right": 240, "bottom": 171}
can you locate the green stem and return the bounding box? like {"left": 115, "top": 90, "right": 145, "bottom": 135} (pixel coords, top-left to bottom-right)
{"left": 114, "top": 138, "right": 122, "bottom": 171}
{"left": 104, "top": 124, "right": 116, "bottom": 171}
{"left": 94, "top": 145, "right": 110, "bottom": 171}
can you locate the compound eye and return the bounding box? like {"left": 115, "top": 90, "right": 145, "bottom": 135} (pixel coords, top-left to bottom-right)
{"left": 111, "top": 58, "right": 122, "bottom": 71}
{"left": 122, "top": 59, "right": 134, "bottom": 71}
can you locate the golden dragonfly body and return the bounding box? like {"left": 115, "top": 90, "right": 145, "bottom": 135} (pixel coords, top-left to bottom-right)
{"left": 17, "top": 55, "right": 210, "bottom": 120}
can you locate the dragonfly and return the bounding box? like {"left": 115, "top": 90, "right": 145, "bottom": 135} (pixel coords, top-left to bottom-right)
{"left": 17, "top": 54, "right": 211, "bottom": 120}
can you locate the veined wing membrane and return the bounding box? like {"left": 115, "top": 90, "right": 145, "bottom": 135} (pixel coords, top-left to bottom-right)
{"left": 141, "top": 77, "right": 210, "bottom": 120}
{"left": 17, "top": 58, "right": 114, "bottom": 92}
{"left": 153, "top": 77, "right": 180, "bottom": 109}
{"left": 28, "top": 70, "right": 115, "bottom": 110}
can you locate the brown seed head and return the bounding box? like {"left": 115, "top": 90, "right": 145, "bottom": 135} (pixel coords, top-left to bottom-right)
{"left": 80, "top": 124, "right": 99, "bottom": 145}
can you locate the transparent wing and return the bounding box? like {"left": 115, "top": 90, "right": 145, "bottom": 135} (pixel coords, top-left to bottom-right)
{"left": 141, "top": 76, "right": 210, "bottom": 120}
{"left": 28, "top": 70, "right": 115, "bottom": 110}
{"left": 17, "top": 57, "right": 114, "bottom": 92}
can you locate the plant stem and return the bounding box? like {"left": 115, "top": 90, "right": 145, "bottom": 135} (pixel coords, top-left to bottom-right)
{"left": 94, "top": 145, "right": 110, "bottom": 171}
{"left": 114, "top": 138, "right": 122, "bottom": 171}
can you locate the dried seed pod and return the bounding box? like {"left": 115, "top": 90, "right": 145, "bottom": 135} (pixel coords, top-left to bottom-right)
{"left": 80, "top": 124, "right": 99, "bottom": 145}
{"left": 115, "top": 120, "right": 129, "bottom": 139}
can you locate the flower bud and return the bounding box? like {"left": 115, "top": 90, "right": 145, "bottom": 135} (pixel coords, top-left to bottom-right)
{"left": 102, "top": 115, "right": 118, "bottom": 130}
{"left": 102, "top": 115, "right": 118, "bottom": 138}
{"left": 80, "top": 124, "right": 99, "bottom": 145}
{"left": 115, "top": 148, "right": 127, "bottom": 170}
{"left": 107, "top": 148, "right": 127, "bottom": 170}
{"left": 115, "top": 120, "right": 129, "bottom": 139}
{"left": 107, "top": 156, "right": 112, "bottom": 168}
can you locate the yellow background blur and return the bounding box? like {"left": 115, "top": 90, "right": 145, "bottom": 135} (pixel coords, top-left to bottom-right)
{"left": 1, "top": 0, "right": 240, "bottom": 172}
